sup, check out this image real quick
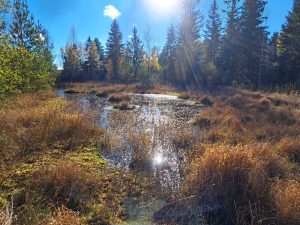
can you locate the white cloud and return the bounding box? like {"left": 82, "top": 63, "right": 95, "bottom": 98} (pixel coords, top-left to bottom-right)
{"left": 128, "top": 35, "right": 133, "bottom": 39}
{"left": 103, "top": 5, "right": 121, "bottom": 20}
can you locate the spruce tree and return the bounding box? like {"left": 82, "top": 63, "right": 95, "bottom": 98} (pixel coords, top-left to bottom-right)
{"left": 280, "top": 0, "right": 300, "bottom": 85}
{"left": 106, "top": 19, "right": 123, "bottom": 82}
{"left": 127, "top": 26, "right": 143, "bottom": 82}
{"left": 239, "top": 0, "right": 268, "bottom": 86}
{"left": 220, "top": 0, "right": 241, "bottom": 84}
{"left": 204, "top": 0, "right": 222, "bottom": 63}
{"left": 94, "top": 38, "right": 106, "bottom": 80}
{"left": 159, "top": 24, "right": 177, "bottom": 84}
{"left": 177, "top": 0, "right": 203, "bottom": 87}
{"left": 84, "top": 37, "right": 100, "bottom": 81}
{"left": 10, "top": 0, "right": 37, "bottom": 50}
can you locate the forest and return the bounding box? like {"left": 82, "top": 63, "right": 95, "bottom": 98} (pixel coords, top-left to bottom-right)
{"left": 0, "top": 0, "right": 300, "bottom": 225}
{"left": 57, "top": 0, "right": 300, "bottom": 90}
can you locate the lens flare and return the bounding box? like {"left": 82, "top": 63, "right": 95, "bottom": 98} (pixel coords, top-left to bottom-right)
{"left": 143, "top": 0, "right": 180, "bottom": 16}
{"left": 153, "top": 153, "right": 164, "bottom": 165}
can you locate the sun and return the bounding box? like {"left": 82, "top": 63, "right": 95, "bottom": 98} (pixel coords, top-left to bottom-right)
{"left": 143, "top": 0, "right": 180, "bottom": 16}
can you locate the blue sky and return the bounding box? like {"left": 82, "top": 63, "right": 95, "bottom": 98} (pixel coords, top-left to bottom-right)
{"left": 27, "top": 0, "right": 294, "bottom": 66}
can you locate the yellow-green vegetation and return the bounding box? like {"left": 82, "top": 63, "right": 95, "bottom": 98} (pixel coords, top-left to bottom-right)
{"left": 0, "top": 92, "right": 152, "bottom": 225}
{"left": 0, "top": 45, "right": 55, "bottom": 99}
{"left": 185, "top": 89, "right": 300, "bottom": 225}
{"left": 60, "top": 82, "right": 180, "bottom": 97}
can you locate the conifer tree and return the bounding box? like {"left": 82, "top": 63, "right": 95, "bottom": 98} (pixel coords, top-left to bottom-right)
{"left": 94, "top": 38, "right": 106, "bottom": 80}
{"left": 159, "top": 24, "right": 177, "bottom": 84}
{"left": 127, "top": 26, "right": 143, "bottom": 82}
{"left": 239, "top": 0, "right": 268, "bottom": 86}
{"left": 220, "top": 0, "right": 241, "bottom": 84}
{"left": 9, "top": 0, "right": 37, "bottom": 50}
{"left": 84, "top": 37, "right": 100, "bottom": 81}
{"left": 177, "top": 0, "right": 203, "bottom": 87}
{"left": 279, "top": 0, "right": 300, "bottom": 85}
{"left": 106, "top": 19, "right": 123, "bottom": 82}
{"left": 204, "top": 0, "right": 222, "bottom": 63}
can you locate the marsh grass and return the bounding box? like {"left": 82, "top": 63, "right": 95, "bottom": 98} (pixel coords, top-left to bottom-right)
{"left": 44, "top": 206, "right": 81, "bottom": 225}
{"left": 271, "top": 179, "right": 300, "bottom": 225}
{"left": 113, "top": 101, "right": 136, "bottom": 110}
{"left": 109, "top": 93, "right": 130, "bottom": 102}
{"left": 0, "top": 92, "right": 153, "bottom": 225}
{"left": 186, "top": 89, "right": 300, "bottom": 224}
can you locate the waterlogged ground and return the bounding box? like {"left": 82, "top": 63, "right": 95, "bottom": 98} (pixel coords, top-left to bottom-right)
{"left": 57, "top": 90, "right": 204, "bottom": 223}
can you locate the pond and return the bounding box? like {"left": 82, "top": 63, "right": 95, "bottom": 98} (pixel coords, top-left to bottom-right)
{"left": 57, "top": 90, "right": 205, "bottom": 223}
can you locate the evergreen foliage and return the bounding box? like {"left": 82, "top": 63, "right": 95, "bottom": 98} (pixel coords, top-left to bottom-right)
{"left": 279, "top": 0, "right": 300, "bottom": 86}
{"left": 204, "top": 0, "right": 222, "bottom": 63}
{"left": 0, "top": 0, "right": 55, "bottom": 98}
{"left": 106, "top": 19, "right": 123, "bottom": 82}
{"left": 159, "top": 24, "right": 177, "bottom": 84}
{"left": 238, "top": 0, "right": 268, "bottom": 86}
{"left": 57, "top": 0, "right": 300, "bottom": 90}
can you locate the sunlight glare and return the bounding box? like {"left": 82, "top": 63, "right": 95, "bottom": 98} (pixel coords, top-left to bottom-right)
{"left": 143, "top": 0, "right": 180, "bottom": 16}
{"left": 153, "top": 153, "right": 164, "bottom": 165}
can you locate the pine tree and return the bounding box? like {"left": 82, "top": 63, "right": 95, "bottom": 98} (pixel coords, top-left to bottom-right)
{"left": 204, "top": 0, "right": 222, "bottom": 63}
{"left": 239, "top": 0, "right": 268, "bottom": 86}
{"left": 220, "top": 0, "right": 241, "bottom": 84}
{"left": 106, "top": 19, "right": 123, "bottom": 82}
{"left": 9, "top": 0, "right": 37, "bottom": 50}
{"left": 176, "top": 0, "right": 203, "bottom": 87}
{"left": 279, "top": 0, "right": 300, "bottom": 85}
{"left": 127, "top": 26, "right": 143, "bottom": 82}
{"left": 159, "top": 24, "right": 177, "bottom": 84}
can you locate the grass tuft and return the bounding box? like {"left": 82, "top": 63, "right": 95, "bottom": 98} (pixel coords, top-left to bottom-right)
{"left": 109, "top": 93, "right": 130, "bottom": 103}
{"left": 271, "top": 179, "right": 300, "bottom": 225}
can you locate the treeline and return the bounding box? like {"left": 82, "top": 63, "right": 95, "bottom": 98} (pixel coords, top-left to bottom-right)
{"left": 0, "top": 0, "right": 56, "bottom": 99}
{"left": 60, "top": 0, "right": 300, "bottom": 89}
{"left": 59, "top": 22, "right": 160, "bottom": 88}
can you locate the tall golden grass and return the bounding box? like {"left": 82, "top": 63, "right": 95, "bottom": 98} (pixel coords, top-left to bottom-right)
{"left": 0, "top": 91, "right": 152, "bottom": 225}
{"left": 187, "top": 89, "right": 300, "bottom": 224}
